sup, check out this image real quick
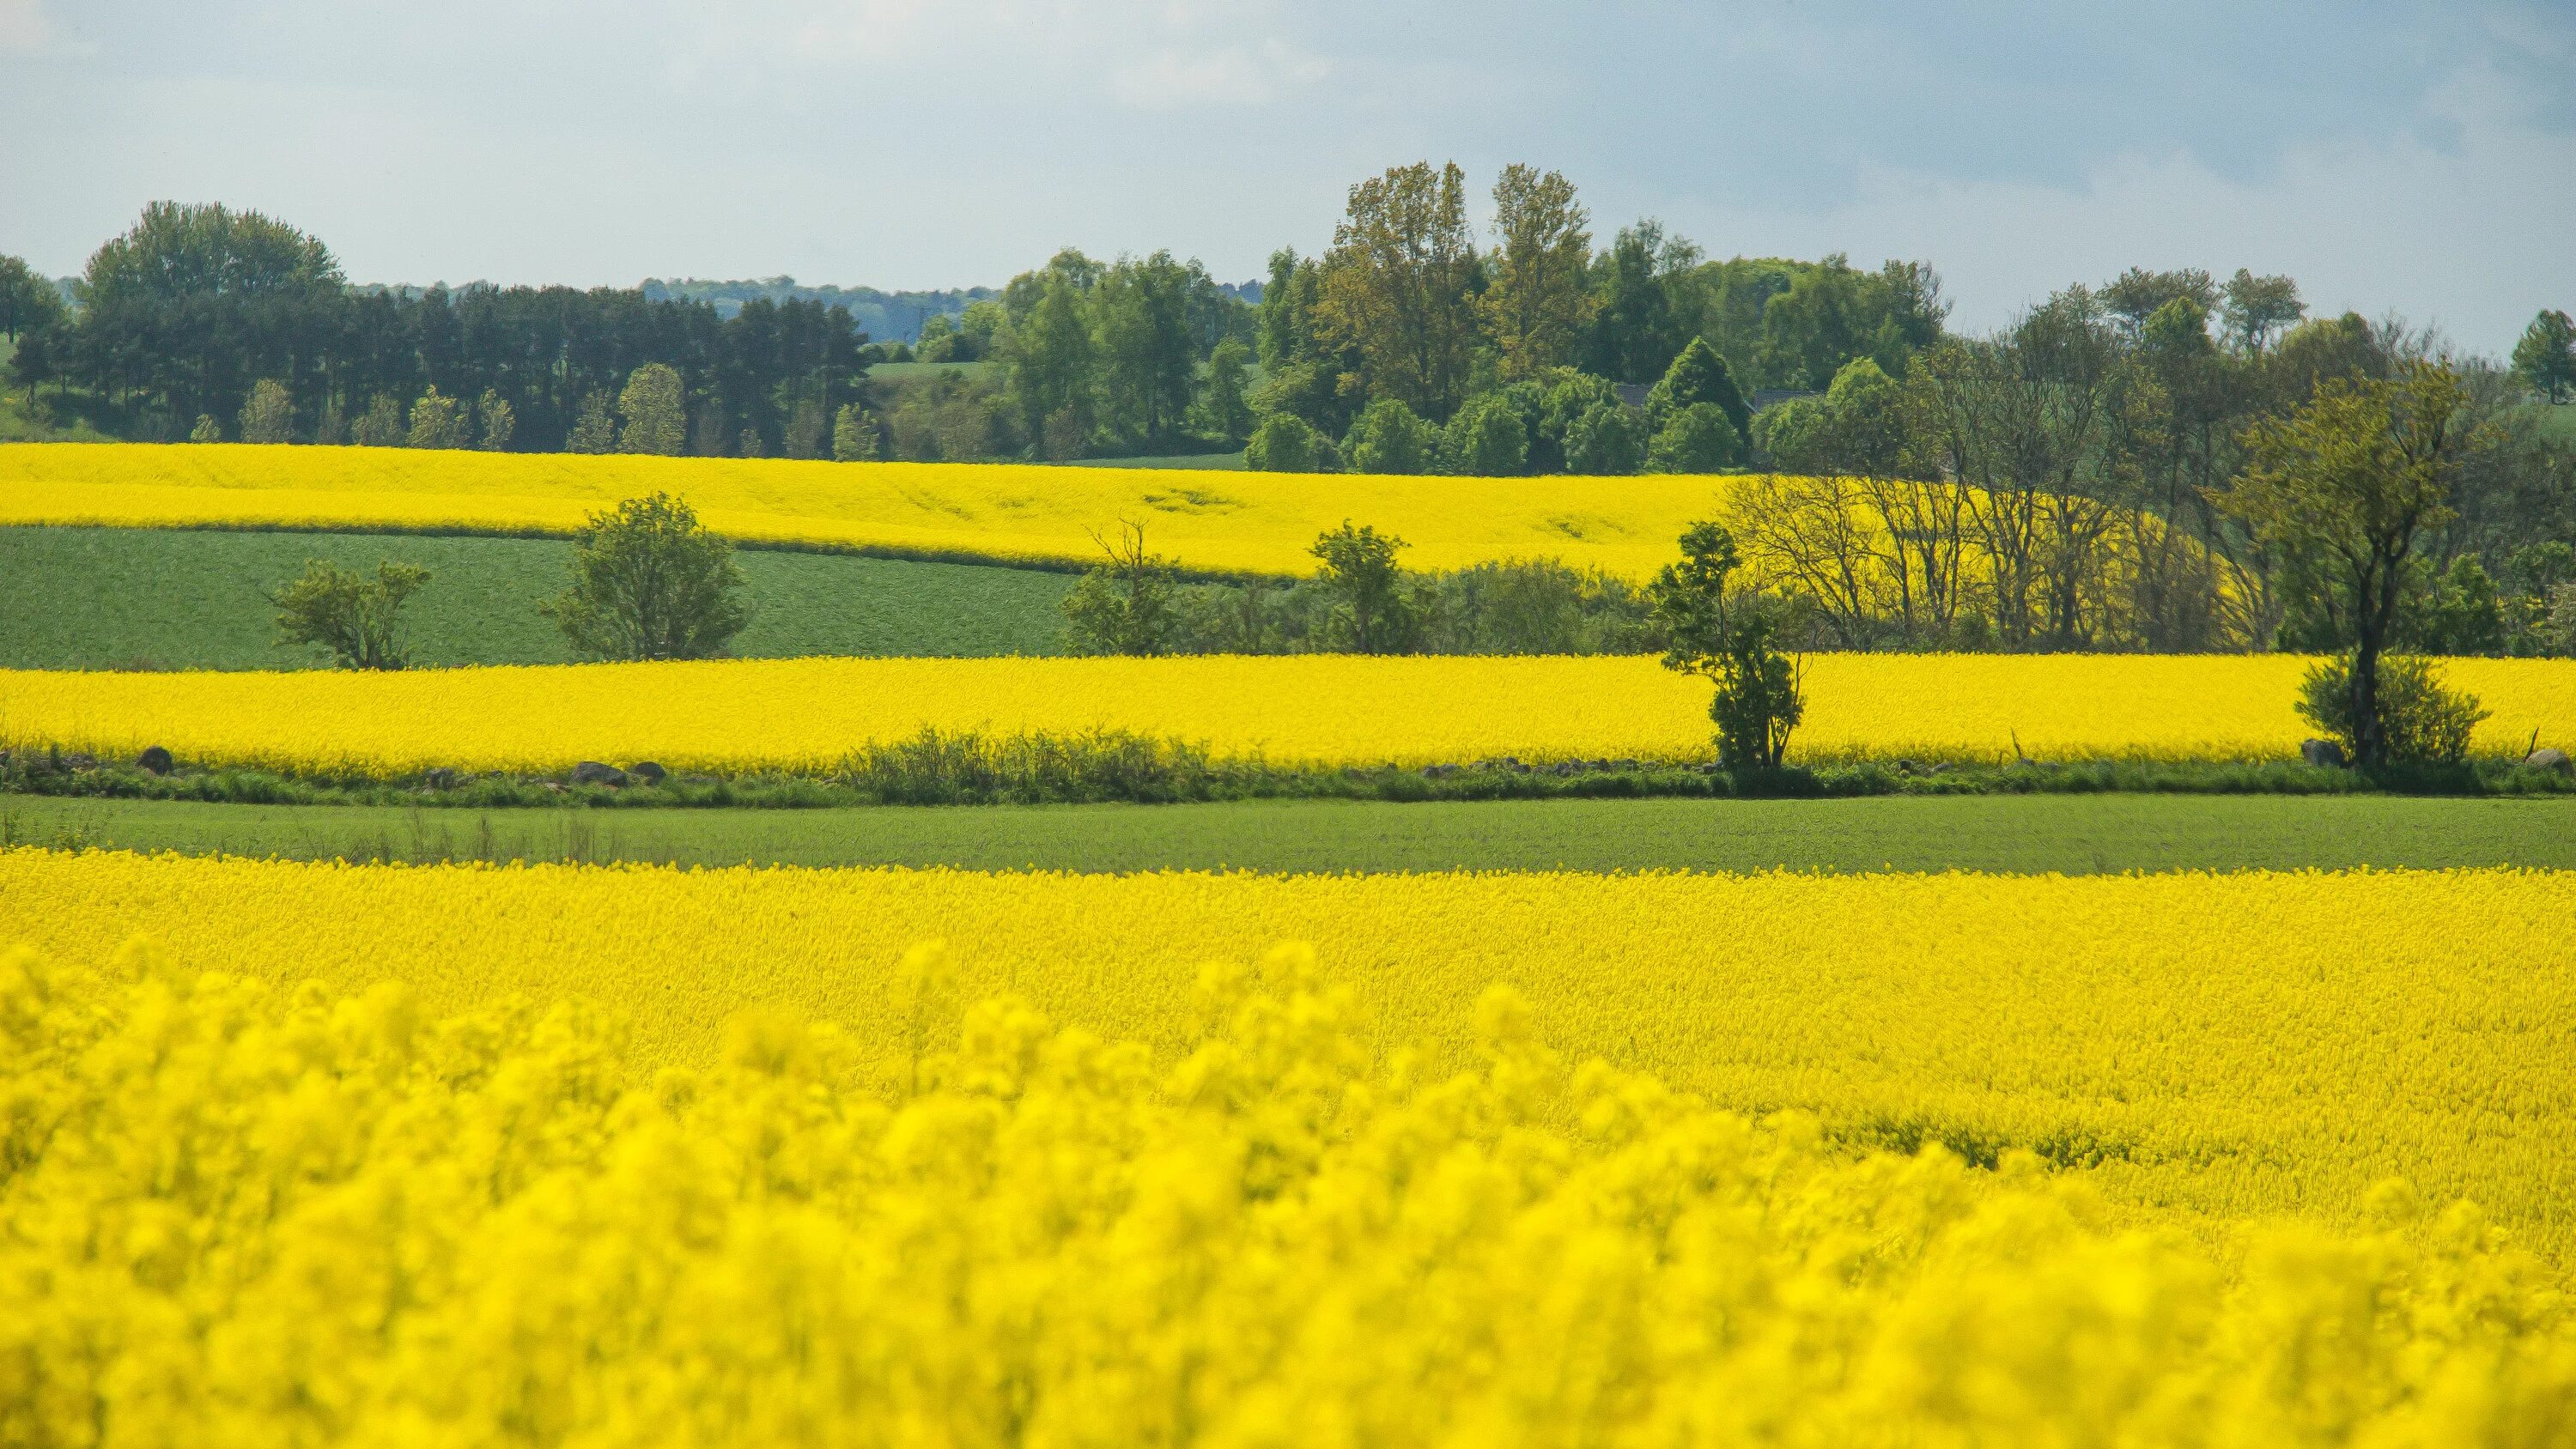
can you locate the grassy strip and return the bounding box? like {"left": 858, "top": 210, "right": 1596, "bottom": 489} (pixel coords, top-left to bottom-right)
{"left": 10, "top": 792, "right": 2576, "bottom": 873}
{"left": 6, "top": 728, "right": 2572, "bottom": 809}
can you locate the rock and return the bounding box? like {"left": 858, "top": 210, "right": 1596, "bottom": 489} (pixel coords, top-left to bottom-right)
{"left": 135, "top": 745, "right": 174, "bottom": 775}
{"left": 570, "top": 761, "right": 629, "bottom": 787}
{"left": 2524, "top": 747, "right": 2571, "bottom": 773}
{"left": 625, "top": 761, "right": 668, "bottom": 785}
{"left": 2300, "top": 738, "right": 2348, "bottom": 768}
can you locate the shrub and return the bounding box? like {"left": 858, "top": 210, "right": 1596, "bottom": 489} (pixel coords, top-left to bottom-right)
{"left": 1062, "top": 523, "right": 1179, "bottom": 656}
{"left": 832, "top": 403, "right": 881, "bottom": 461}
{"left": 350, "top": 394, "right": 405, "bottom": 448}
{"left": 475, "top": 389, "right": 515, "bottom": 450}
{"left": 1564, "top": 398, "right": 1648, "bottom": 474}
{"left": 406, "top": 385, "right": 469, "bottom": 450}
{"left": 1646, "top": 402, "right": 1742, "bottom": 473}
{"left": 566, "top": 391, "right": 617, "bottom": 453}
{"left": 544, "top": 493, "right": 748, "bottom": 661}
{"left": 187, "top": 413, "right": 222, "bottom": 443}
{"left": 238, "top": 379, "right": 294, "bottom": 444}
{"left": 617, "top": 363, "right": 688, "bottom": 456}
{"left": 2297, "top": 653, "right": 2489, "bottom": 766}
{"left": 1311, "top": 521, "right": 1418, "bottom": 653}
{"left": 1342, "top": 397, "right": 1440, "bottom": 475}
{"left": 267, "top": 559, "right": 430, "bottom": 670}
{"left": 1443, "top": 394, "right": 1531, "bottom": 476}
{"left": 1245, "top": 412, "right": 1337, "bottom": 473}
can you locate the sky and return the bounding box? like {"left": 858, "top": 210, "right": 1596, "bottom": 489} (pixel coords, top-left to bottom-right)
{"left": 3, "top": 0, "right": 2572, "bottom": 353}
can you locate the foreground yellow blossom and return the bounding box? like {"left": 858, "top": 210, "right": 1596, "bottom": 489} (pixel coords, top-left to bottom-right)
{"left": 0, "top": 441, "right": 1760, "bottom": 579}
{"left": 3, "top": 653, "right": 2571, "bottom": 775}
{"left": 4, "top": 936, "right": 2571, "bottom": 1448}
{"left": 10, "top": 849, "right": 2575, "bottom": 1265}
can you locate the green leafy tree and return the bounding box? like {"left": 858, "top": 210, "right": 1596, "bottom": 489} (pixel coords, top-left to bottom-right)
{"left": 1061, "top": 522, "right": 1179, "bottom": 655}
{"left": 2219, "top": 269, "right": 2306, "bottom": 355}
{"left": 268, "top": 559, "right": 429, "bottom": 670}
{"left": 617, "top": 363, "right": 688, "bottom": 456}
{"left": 2510, "top": 309, "right": 2576, "bottom": 403}
{"left": 566, "top": 391, "right": 617, "bottom": 453}
{"left": 1481, "top": 165, "right": 1595, "bottom": 380}
{"left": 1564, "top": 399, "right": 1648, "bottom": 474}
{"left": 998, "top": 270, "right": 1098, "bottom": 452}
{"left": 1343, "top": 397, "right": 1440, "bottom": 474}
{"left": 188, "top": 414, "right": 222, "bottom": 443}
{"left": 0, "top": 254, "right": 67, "bottom": 343}
{"left": 1646, "top": 403, "right": 1742, "bottom": 473}
{"left": 544, "top": 493, "right": 749, "bottom": 661}
{"left": 2219, "top": 362, "right": 2471, "bottom": 766}
{"left": 1583, "top": 221, "right": 1700, "bottom": 384}
{"left": 1443, "top": 393, "right": 1532, "bottom": 476}
{"left": 1311, "top": 522, "right": 1417, "bottom": 653}
{"left": 237, "top": 379, "right": 295, "bottom": 444}
{"left": 406, "top": 385, "right": 468, "bottom": 449}
{"left": 2297, "top": 654, "right": 2487, "bottom": 766}
{"left": 1316, "top": 161, "right": 1481, "bottom": 420}
{"left": 1646, "top": 522, "right": 1802, "bottom": 768}
{"left": 1192, "top": 337, "right": 1255, "bottom": 444}
{"left": 1245, "top": 413, "right": 1338, "bottom": 473}
{"left": 832, "top": 403, "right": 881, "bottom": 461}
{"left": 351, "top": 395, "right": 405, "bottom": 447}
{"left": 1092, "top": 252, "right": 1201, "bottom": 445}
{"left": 477, "top": 390, "right": 515, "bottom": 450}
{"left": 1645, "top": 336, "right": 1751, "bottom": 440}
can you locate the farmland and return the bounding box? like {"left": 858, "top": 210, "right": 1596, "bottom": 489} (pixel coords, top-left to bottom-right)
{"left": 0, "top": 524, "right": 1073, "bottom": 669}
{"left": 0, "top": 440, "right": 1756, "bottom": 578}
{"left": 11, "top": 791, "right": 2576, "bottom": 873}
{"left": 6, "top": 652, "right": 2571, "bottom": 778}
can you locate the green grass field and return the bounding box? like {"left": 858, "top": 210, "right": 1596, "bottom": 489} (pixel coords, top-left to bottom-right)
{"left": 9, "top": 791, "right": 2573, "bottom": 873}
{"left": 0, "top": 525, "right": 1075, "bottom": 669}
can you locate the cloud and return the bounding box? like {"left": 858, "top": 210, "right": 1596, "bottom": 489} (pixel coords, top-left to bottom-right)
{"left": 0, "top": 0, "right": 55, "bottom": 53}
{"left": 1109, "top": 39, "right": 1327, "bottom": 109}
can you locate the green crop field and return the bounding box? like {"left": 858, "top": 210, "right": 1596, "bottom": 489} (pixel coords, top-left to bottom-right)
{"left": 0, "top": 525, "right": 1075, "bottom": 670}
{"left": 9, "top": 791, "right": 2573, "bottom": 874}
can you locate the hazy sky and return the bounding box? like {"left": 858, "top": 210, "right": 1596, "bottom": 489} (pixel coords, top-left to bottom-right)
{"left": 5, "top": 0, "right": 2571, "bottom": 351}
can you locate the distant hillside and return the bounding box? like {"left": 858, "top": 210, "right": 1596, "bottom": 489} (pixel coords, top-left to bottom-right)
{"left": 642, "top": 275, "right": 1264, "bottom": 343}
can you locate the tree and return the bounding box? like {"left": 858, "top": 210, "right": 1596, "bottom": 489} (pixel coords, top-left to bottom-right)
{"left": 1343, "top": 397, "right": 1440, "bottom": 474}
{"left": 832, "top": 403, "right": 881, "bottom": 461}
{"left": 189, "top": 414, "right": 222, "bottom": 443}
{"left": 1310, "top": 522, "right": 1416, "bottom": 653}
{"left": 567, "top": 391, "right": 617, "bottom": 453}
{"left": 2296, "top": 653, "right": 2487, "bottom": 766}
{"left": 1092, "top": 252, "right": 1202, "bottom": 445}
{"left": 1246, "top": 413, "right": 1337, "bottom": 472}
{"left": 1192, "top": 337, "right": 1255, "bottom": 444}
{"left": 238, "top": 379, "right": 294, "bottom": 444}
{"left": 1481, "top": 165, "right": 1595, "bottom": 379}
{"left": 617, "top": 363, "right": 688, "bottom": 455}
{"left": 545, "top": 493, "right": 749, "bottom": 660}
{"left": 1645, "top": 336, "right": 1751, "bottom": 440}
{"left": 1564, "top": 399, "right": 1647, "bottom": 474}
{"left": 1060, "top": 522, "right": 1179, "bottom": 655}
{"left": 0, "top": 255, "right": 66, "bottom": 343}
{"left": 2510, "top": 310, "right": 2576, "bottom": 403}
{"left": 2219, "top": 270, "right": 2305, "bottom": 355}
{"left": 2218, "top": 362, "right": 2470, "bottom": 766}
{"left": 1585, "top": 221, "right": 1702, "bottom": 384}
{"left": 1647, "top": 522, "right": 1802, "bottom": 768}
{"left": 1315, "top": 161, "right": 1481, "bottom": 420}
{"left": 998, "top": 270, "right": 1098, "bottom": 452}
{"left": 268, "top": 559, "right": 429, "bottom": 670}
{"left": 407, "top": 385, "right": 468, "bottom": 449}
{"left": 1646, "top": 403, "right": 1741, "bottom": 473}
{"left": 477, "top": 390, "right": 515, "bottom": 450}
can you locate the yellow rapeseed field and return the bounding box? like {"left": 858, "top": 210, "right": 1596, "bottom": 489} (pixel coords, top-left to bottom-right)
{"left": 3, "top": 652, "right": 2570, "bottom": 775}
{"left": 9, "top": 849, "right": 2574, "bottom": 1267}
{"left": 9, "top": 922, "right": 2576, "bottom": 1446}
{"left": 0, "top": 441, "right": 1753, "bottom": 579}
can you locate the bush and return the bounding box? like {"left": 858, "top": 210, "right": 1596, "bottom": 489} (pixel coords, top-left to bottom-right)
{"left": 2297, "top": 653, "right": 2489, "bottom": 766}
{"left": 238, "top": 379, "right": 294, "bottom": 444}
{"left": 1646, "top": 402, "right": 1742, "bottom": 473}
{"left": 1442, "top": 394, "right": 1531, "bottom": 476}
{"left": 1245, "top": 413, "right": 1337, "bottom": 473}
{"left": 267, "top": 559, "right": 430, "bottom": 670}
{"left": 406, "top": 385, "right": 468, "bottom": 450}
{"left": 1342, "top": 397, "right": 1440, "bottom": 475}
{"left": 545, "top": 493, "right": 748, "bottom": 661}
{"left": 831, "top": 403, "right": 881, "bottom": 461}
{"left": 617, "top": 363, "right": 688, "bottom": 456}
{"left": 351, "top": 394, "right": 406, "bottom": 448}
{"left": 1061, "top": 523, "right": 1179, "bottom": 656}
{"left": 1564, "top": 399, "right": 1648, "bottom": 475}
{"left": 1311, "top": 521, "right": 1418, "bottom": 653}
